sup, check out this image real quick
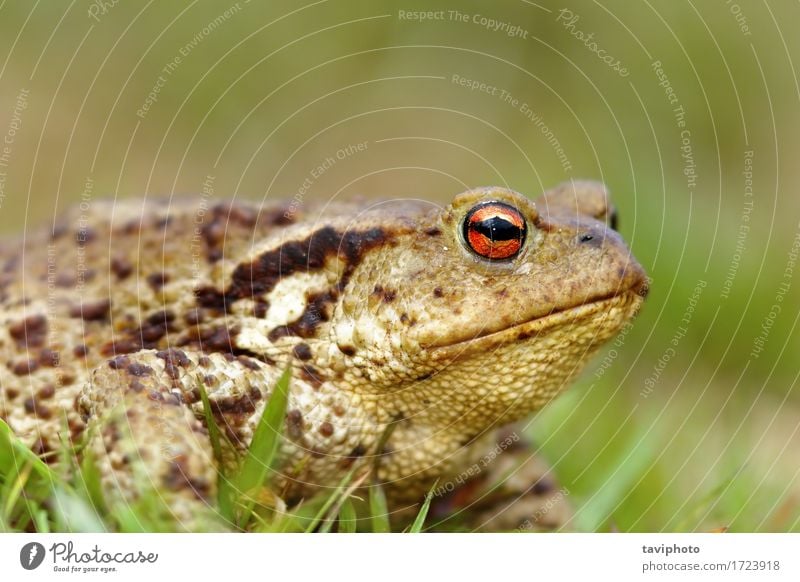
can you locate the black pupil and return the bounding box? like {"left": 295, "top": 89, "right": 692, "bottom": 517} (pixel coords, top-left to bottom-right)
{"left": 472, "top": 215, "right": 521, "bottom": 241}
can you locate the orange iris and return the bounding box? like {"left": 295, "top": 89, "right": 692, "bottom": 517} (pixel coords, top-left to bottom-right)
{"left": 463, "top": 202, "right": 526, "bottom": 260}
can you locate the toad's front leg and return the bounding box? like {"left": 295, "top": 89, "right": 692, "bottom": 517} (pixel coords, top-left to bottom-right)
{"left": 77, "top": 349, "right": 280, "bottom": 529}
{"left": 428, "top": 428, "right": 574, "bottom": 532}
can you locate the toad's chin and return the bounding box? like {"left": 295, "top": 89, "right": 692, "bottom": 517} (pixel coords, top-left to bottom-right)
{"left": 425, "top": 291, "right": 645, "bottom": 362}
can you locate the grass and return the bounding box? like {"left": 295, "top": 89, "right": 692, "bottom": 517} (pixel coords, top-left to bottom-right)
{"left": 0, "top": 368, "right": 432, "bottom": 533}
{"left": 3, "top": 378, "right": 799, "bottom": 532}
{"left": 530, "top": 367, "right": 800, "bottom": 533}
{"left": 3, "top": 355, "right": 799, "bottom": 532}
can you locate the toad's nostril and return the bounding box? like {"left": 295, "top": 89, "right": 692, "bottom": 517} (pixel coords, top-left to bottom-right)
{"left": 609, "top": 209, "right": 619, "bottom": 231}
{"left": 579, "top": 233, "right": 595, "bottom": 243}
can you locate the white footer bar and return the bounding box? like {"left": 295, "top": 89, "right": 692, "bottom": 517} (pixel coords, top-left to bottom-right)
{"left": 1, "top": 533, "right": 797, "bottom": 581}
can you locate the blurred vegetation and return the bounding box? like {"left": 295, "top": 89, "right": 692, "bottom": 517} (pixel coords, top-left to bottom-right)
{"left": 0, "top": 0, "right": 798, "bottom": 531}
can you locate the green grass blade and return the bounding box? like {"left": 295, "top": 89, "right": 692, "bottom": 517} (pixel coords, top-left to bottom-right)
{"left": 53, "top": 487, "right": 107, "bottom": 533}
{"left": 195, "top": 376, "right": 236, "bottom": 521}
{"left": 265, "top": 497, "right": 326, "bottom": 533}
{"left": 0, "top": 418, "right": 65, "bottom": 530}
{"left": 2, "top": 463, "right": 32, "bottom": 521}
{"left": 196, "top": 377, "right": 224, "bottom": 466}
{"left": 112, "top": 504, "right": 148, "bottom": 533}
{"left": 336, "top": 498, "right": 357, "bottom": 533}
{"left": 231, "top": 366, "right": 291, "bottom": 527}
{"left": 303, "top": 465, "right": 362, "bottom": 533}
{"left": 363, "top": 419, "right": 400, "bottom": 533}
{"left": 0, "top": 418, "right": 57, "bottom": 486}
{"left": 369, "top": 483, "right": 390, "bottom": 533}
{"left": 76, "top": 448, "right": 107, "bottom": 514}
{"left": 409, "top": 481, "right": 437, "bottom": 533}
{"left": 576, "top": 425, "right": 659, "bottom": 532}
{"left": 32, "top": 508, "right": 50, "bottom": 533}
{"left": 234, "top": 367, "right": 291, "bottom": 492}
{"left": 217, "top": 479, "right": 235, "bottom": 523}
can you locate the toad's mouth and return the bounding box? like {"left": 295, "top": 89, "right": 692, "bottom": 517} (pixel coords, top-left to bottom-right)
{"left": 425, "top": 289, "right": 645, "bottom": 360}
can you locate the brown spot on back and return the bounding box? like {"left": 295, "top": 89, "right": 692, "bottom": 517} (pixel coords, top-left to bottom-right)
{"left": 101, "top": 338, "right": 140, "bottom": 356}
{"left": 532, "top": 477, "right": 555, "bottom": 495}
{"left": 318, "top": 421, "right": 334, "bottom": 437}
{"left": 109, "top": 355, "right": 131, "bottom": 370}
{"left": 111, "top": 255, "right": 134, "bottom": 280}
{"left": 122, "top": 220, "right": 140, "bottom": 235}
{"left": 299, "top": 364, "right": 324, "bottom": 388}
{"left": 127, "top": 362, "right": 154, "bottom": 377}
{"left": 55, "top": 272, "right": 77, "bottom": 288}
{"left": 286, "top": 409, "right": 304, "bottom": 440}
{"left": 146, "top": 309, "right": 175, "bottom": 325}
{"left": 156, "top": 348, "right": 192, "bottom": 380}
{"left": 9, "top": 314, "right": 48, "bottom": 348}
{"left": 292, "top": 343, "right": 313, "bottom": 361}
{"left": 69, "top": 299, "right": 111, "bottom": 321}
{"left": 147, "top": 272, "right": 169, "bottom": 291}
{"left": 200, "top": 202, "right": 259, "bottom": 264}
{"left": 75, "top": 227, "right": 96, "bottom": 246}
{"left": 148, "top": 390, "right": 165, "bottom": 402}
{"left": 372, "top": 284, "right": 397, "bottom": 303}
{"left": 272, "top": 212, "right": 295, "bottom": 226}
{"left": 38, "top": 349, "right": 60, "bottom": 367}
{"left": 50, "top": 222, "right": 68, "bottom": 240}
{"left": 184, "top": 308, "right": 204, "bottom": 326}
{"left": 11, "top": 359, "right": 39, "bottom": 375}
{"left": 236, "top": 355, "right": 261, "bottom": 371}
{"left": 162, "top": 460, "right": 210, "bottom": 499}
{"left": 164, "top": 393, "right": 182, "bottom": 406}
{"left": 227, "top": 203, "right": 257, "bottom": 227}
{"left": 181, "top": 325, "right": 237, "bottom": 353}
{"left": 122, "top": 309, "right": 177, "bottom": 350}
{"left": 37, "top": 384, "right": 56, "bottom": 399}
{"left": 24, "top": 397, "right": 52, "bottom": 419}
{"left": 433, "top": 287, "right": 444, "bottom": 298}
{"left": 210, "top": 387, "right": 262, "bottom": 414}
{"left": 32, "top": 438, "right": 55, "bottom": 459}
{"left": 194, "top": 287, "right": 227, "bottom": 310}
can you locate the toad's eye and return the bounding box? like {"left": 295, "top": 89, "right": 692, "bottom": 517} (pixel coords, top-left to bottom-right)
{"left": 462, "top": 201, "right": 527, "bottom": 261}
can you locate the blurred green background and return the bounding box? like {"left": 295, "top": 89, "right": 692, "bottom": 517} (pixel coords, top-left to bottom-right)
{"left": 0, "top": 0, "right": 798, "bottom": 531}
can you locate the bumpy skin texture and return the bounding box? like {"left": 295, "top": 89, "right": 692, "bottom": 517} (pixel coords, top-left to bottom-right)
{"left": 0, "top": 181, "right": 647, "bottom": 529}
